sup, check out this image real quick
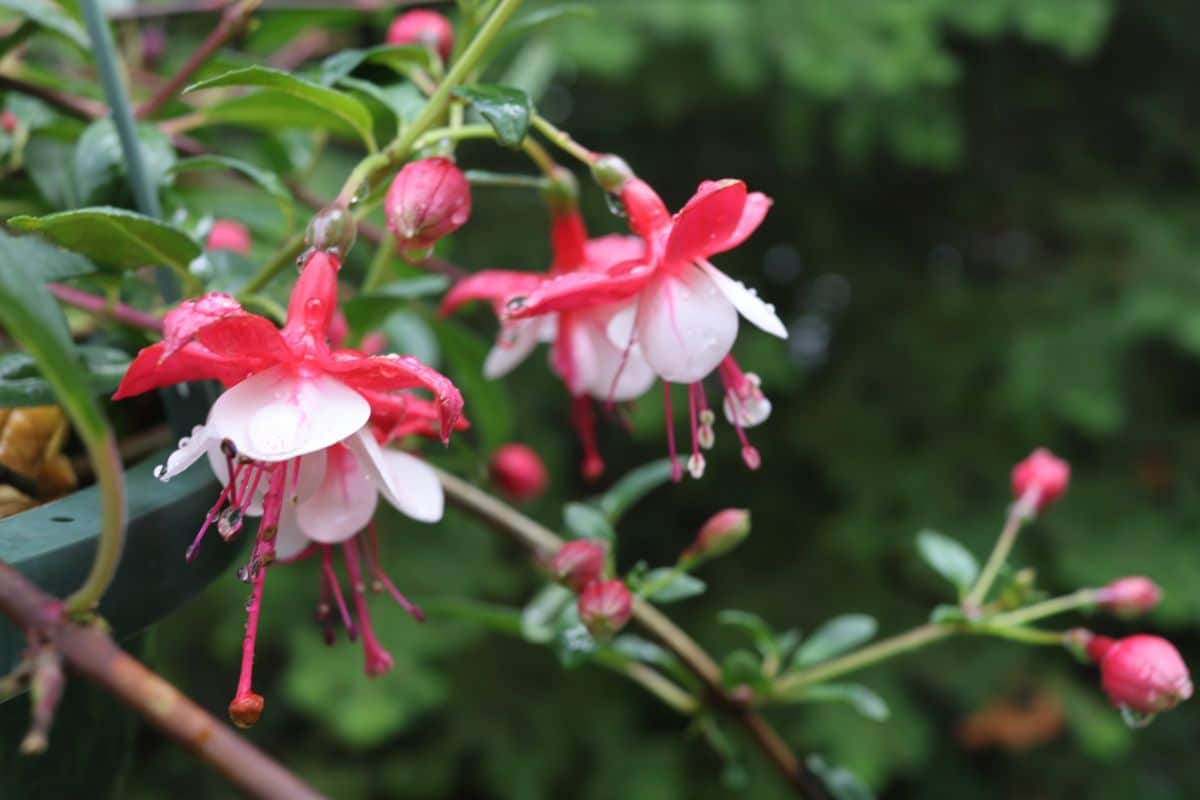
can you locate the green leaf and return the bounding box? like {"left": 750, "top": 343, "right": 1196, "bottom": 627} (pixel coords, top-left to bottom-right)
{"left": 928, "top": 603, "right": 968, "bottom": 624}
{"left": 806, "top": 755, "right": 876, "bottom": 800}
{"left": 343, "top": 276, "right": 451, "bottom": 332}
{"left": 453, "top": 84, "right": 533, "bottom": 147}
{"left": 0, "top": 346, "right": 130, "bottom": 406}
{"left": 0, "top": 0, "right": 87, "bottom": 48}
{"left": 168, "top": 155, "right": 294, "bottom": 232}
{"left": 717, "top": 609, "right": 779, "bottom": 660}
{"left": 0, "top": 228, "right": 94, "bottom": 281}
{"left": 499, "top": 4, "right": 595, "bottom": 47}
{"left": 640, "top": 568, "right": 706, "bottom": 603}
{"left": 792, "top": 614, "right": 878, "bottom": 667}
{"left": 74, "top": 119, "right": 176, "bottom": 205}
{"left": 432, "top": 318, "right": 513, "bottom": 452}
{"left": 719, "top": 649, "right": 769, "bottom": 693}
{"left": 519, "top": 584, "right": 574, "bottom": 644}
{"left": 198, "top": 92, "right": 361, "bottom": 138}
{"left": 24, "top": 137, "right": 80, "bottom": 210}
{"left": 596, "top": 459, "right": 674, "bottom": 521}
{"left": 796, "top": 683, "right": 890, "bottom": 721}
{"left": 563, "top": 502, "right": 616, "bottom": 543}
{"left": 915, "top": 529, "right": 979, "bottom": 593}
{"left": 186, "top": 66, "right": 377, "bottom": 150}
{"left": 8, "top": 207, "right": 200, "bottom": 275}
{"left": 319, "top": 44, "right": 433, "bottom": 86}
{"left": 553, "top": 621, "right": 597, "bottom": 669}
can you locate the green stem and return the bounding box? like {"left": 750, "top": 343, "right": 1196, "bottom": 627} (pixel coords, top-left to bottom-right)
{"left": 971, "top": 624, "right": 1064, "bottom": 646}
{"left": 592, "top": 650, "right": 698, "bottom": 714}
{"left": 531, "top": 113, "right": 597, "bottom": 166}
{"left": 361, "top": 239, "right": 395, "bottom": 293}
{"left": 987, "top": 589, "right": 1097, "bottom": 629}
{"left": 774, "top": 624, "right": 953, "bottom": 695}
{"left": 964, "top": 505, "right": 1027, "bottom": 609}
{"left": 63, "top": 435, "right": 126, "bottom": 617}
{"left": 411, "top": 123, "right": 496, "bottom": 152}
{"left": 465, "top": 171, "right": 550, "bottom": 190}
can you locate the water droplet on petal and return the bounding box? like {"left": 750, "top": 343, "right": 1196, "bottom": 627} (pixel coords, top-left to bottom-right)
{"left": 218, "top": 508, "right": 244, "bottom": 540}
{"left": 1119, "top": 706, "right": 1157, "bottom": 729}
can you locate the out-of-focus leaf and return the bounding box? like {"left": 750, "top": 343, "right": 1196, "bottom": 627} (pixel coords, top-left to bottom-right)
{"left": 24, "top": 137, "right": 80, "bottom": 210}
{"left": 563, "top": 502, "right": 615, "bottom": 543}
{"left": 432, "top": 317, "right": 513, "bottom": 452}
{"left": 792, "top": 614, "right": 878, "bottom": 667}
{"left": 719, "top": 648, "right": 768, "bottom": 693}
{"left": 424, "top": 597, "right": 522, "bottom": 635}
{"left": 8, "top": 207, "right": 200, "bottom": 274}
{"left": 929, "top": 604, "right": 968, "bottom": 624}
{"left": 343, "top": 276, "right": 451, "bottom": 332}
{"left": 0, "top": 0, "right": 86, "bottom": 47}
{"left": 168, "top": 155, "right": 294, "bottom": 232}
{"left": 319, "top": 44, "right": 433, "bottom": 86}
{"left": 793, "top": 683, "right": 891, "bottom": 721}
{"left": 596, "top": 459, "right": 673, "bottom": 521}
{"left": 498, "top": 4, "right": 595, "bottom": 48}
{"left": 916, "top": 529, "right": 979, "bottom": 593}
{"left": 640, "top": 568, "right": 705, "bottom": 603}
{"left": 74, "top": 119, "right": 175, "bottom": 205}
{"left": 553, "top": 619, "right": 597, "bottom": 669}
{"left": 453, "top": 84, "right": 533, "bottom": 147}
{"left": 806, "top": 755, "right": 876, "bottom": 800}
{"left": 519, "top": 584, "right": 574, "bottom": 644}
{"left": 717, "top": 609, "right": 779, "bottom": 660}
{"left": 0, "top": 347, "right": 130, "bottom": 406}
{"left": 186, "top": 67, "right": 377, "bottom": 150}
{"left": 0, "top": 229, "right": 93, "bottom": 281}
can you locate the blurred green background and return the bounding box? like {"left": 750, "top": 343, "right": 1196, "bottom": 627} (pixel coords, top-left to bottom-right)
{"left": 6, "top": 0, "right": 1200, "bottom": 797}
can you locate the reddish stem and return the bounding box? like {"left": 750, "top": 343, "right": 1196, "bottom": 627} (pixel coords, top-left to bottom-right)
{"left": 49, "top": 283, "right": 164, "bottom": 332}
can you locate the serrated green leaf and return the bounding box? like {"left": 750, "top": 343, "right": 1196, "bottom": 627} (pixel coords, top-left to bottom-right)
{"left": 916, "top": 529, "right": 979, "bottom": 593}
{"left": 8, "top": 207, "right": 200, "bottom": 275}
{"left": 0, "top": 0, "right": 87, "bottom": 48}
{"left": 453, "top": 84, "right": 533, "bottom": 147}
{"left": 169, "top": 155, "right": 294, "bottom": 233}
{"left": 792, "top": 614, "right": 878, "bottom": 667}
{"left": 186, "top": 66, "right": 377, "bottom": 150}
{"left": 74, "top": 119, "right": 175, "bottom": 205}
{"left": 0, "top": 346, "right": 130, "bottom": 406}
{"left": 795, "top": 683, "right": 890, "bottom": 721}
{"left": 640, "top": 568, "right": 705, "bottom": 603}
{"left": 563, "top": 502, "right": 615, "bottom": 543}
{"left": 596, "top": 459, "right": 674, "bottom": 521}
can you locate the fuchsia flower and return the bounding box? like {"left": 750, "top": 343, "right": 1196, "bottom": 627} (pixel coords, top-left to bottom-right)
{"left": 1086, "top": 633, "right": 1193, "bottom": 716}
{"left": 113, "top": 249, "right": 464, "bottom": 725}
{"left": 441, "top": 205, "right": 655, "bottom": 478}
{"left": 549, "top": 540, "right": 606, "bottom": 592}
{"left": 578, "top": 579, "right": 632, "bottom": 639}
{"left": 1011, "top": 448, "right": 1070, "bottom": 515}
{"left": 386, "top": 9, "right": 454, "bottom": 62}
{"left": 682, "top": 508, "right": 750, "bottom": 563}
{"left": 489, "top": 443, "right": 549, "bottom": 503}
{"left": 503, "top": 172, "right": 787, "bottom": 480}
{"left": 205, "top": 219, "right": 252, "bottom": 254}
{"left": 385, "top": 157, "right": 471, "bottom": 262}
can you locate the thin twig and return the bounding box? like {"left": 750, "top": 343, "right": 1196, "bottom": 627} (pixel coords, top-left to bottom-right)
{"left": 49, "top": 283, "right": 164, "bottom": 332}
{"left": 0, "top": 74, "right": 105, "bottom": 120}
{"left": 0, "top": 560, "right": 327, "bottom": 800}
{"left": 136, "top": 0, "right": 263, "bottom": 120}
{"left": 434, "top": 467, "right": 828, "bottom": 799}
{"left": 108, "top": 0, "right": 445, "bottom": 20}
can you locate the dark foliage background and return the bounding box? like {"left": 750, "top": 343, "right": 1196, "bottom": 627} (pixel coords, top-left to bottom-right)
{"left": 5, "top": 0, "right": 1200, "bottom": 797}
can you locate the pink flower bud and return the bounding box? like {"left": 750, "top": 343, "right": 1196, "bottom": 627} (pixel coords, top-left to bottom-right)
{"left": 386, "top": 10, "right": 454, "bottom": 62}
{"left": 205, "top": 219, "right": 251, "bottom": 254}
{"left": 578, "top": 579, "right": 632, "bottom": 639}
{"left": 1, "top": 110, "right": 16, "bottom": 134}
{"left": 1087, "top": 634, "right": 1193, "bottom": 714}
{"left": 1010, "top": 448, "right": 1070, "bottom": 513}
{"left": 490, "top": 443, "right": 548, "bottom": 503}
{"left": 385, "top": 157, "right": 471, "bottom": 262}
{"left": 550, "top": 540, "right": 606, "bottom": 592}
{"left": 1097, "top": 576, "right": 1162, "bottom": 616}
{"left": 682, "top": 508, "right": 750, "bottom": 563}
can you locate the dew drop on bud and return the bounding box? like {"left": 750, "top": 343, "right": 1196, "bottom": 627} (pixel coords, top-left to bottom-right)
{"left": 1119, "top": 706, "right": 1157, "bottom": 729}
{"left": 603, "top": 191, "right": 628, "bottom": 218}
{"left": 505, "top": 296, "right": 527, "bottom": 313}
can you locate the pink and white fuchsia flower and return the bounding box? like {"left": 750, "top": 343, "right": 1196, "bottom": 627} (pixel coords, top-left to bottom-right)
{"left": 113, "top": 249, "right": 464, "bottom": 726}
{"left": 504, "top": 171, "right": 786, "bottom": 480}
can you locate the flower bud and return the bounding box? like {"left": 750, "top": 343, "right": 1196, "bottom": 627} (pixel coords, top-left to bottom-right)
{"left": 305, "top": 204, "right": 356, "bottom": 257}
{"left": 205, "top": 219, "right": 252, "bottom": 254}
{"left": 590, "top": 154, "right": 633, "bottom": 193}
{"left": 228, "top": 692, "right": 265, "bottom": 728}
{"left": 1087, "top": 634, "right": 1193, "bottom": 715}
{"left": 542, "top": 166, "right": 579, "bottom": 215}
{"left": 387, "top": 10, "right": 454, "bottom": 62}
{"left": 385, "top": 157, "right": 471, "bottom": 262}
{"left": 550, "top": 540, "right": 606, "bottom": 592}
{"left": 489, "top": 443, "right": 548, "bottom": 503}
{"left": 1010, "top": 448, "right": 1070, "bottom": 514}
{"left": 682, "top": 508, "right": 750, "bottom": 564}
{"left": 1097, "top": 576, "right": 1162, "bottom": 616}
{"left": 1, "top": 110, "right": 16, "bottom": 134}
{"left": 578, "top": 579, "right": 632, "bottom": 639}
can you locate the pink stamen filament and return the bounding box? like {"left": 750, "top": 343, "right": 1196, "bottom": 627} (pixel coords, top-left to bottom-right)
{"left": 366, "top": 522, "right": 425, "bottom": 622}
{"left": 321, "top": 545, "right": 356, "bottom": 640}
{"left": 342, "top": 537, "right": 394, "bottom": 677}
{"left": 570, "top": 395, "right": 604, "bottom": 480}
{"left": 687, "top": 383, "right": 702, "bottom": 463}
{"left": 186, "top": 478, "right": 237, "bottom": 561}
{"left": 662, "top": 382, "right": 682, "bottom": 482}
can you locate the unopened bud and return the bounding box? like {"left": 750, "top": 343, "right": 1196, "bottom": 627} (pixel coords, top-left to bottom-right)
{"left": 385, "top": 158, "right": 471, "bottom": 261}
{"left": 386, "top": 10, "right": 454, "bottom": 61}
{"left": 1011, "top": 448, "right": 1070, "bottom": 514}
{"left": 578, "top": 579, "right": 632, "bottom": 640}
{"left": 1063, "top": 627, "right": 1095, "bottom": 662}
{"left": 1088, "top": 634, "right": 1193, "bottom": 715}
{"left": 682, "top": 508, "right": 750, "bottom": 564}
{"left": 542, "top": 167, "right": 579, "bottom": 214}
{"left": 1, "top": 110, "right": 16, "bottom": 134}
{"left": 549, "top": 540, "right": 606, "bottom": 592}
{"left": 205, "top": 219, "right": 251, "bottom": 254}
{"left": 489, "top": 443, "right": 548, "bottom": 503}
{"left": 305, "top": 205, "right": 356, "bottom": 258}
{"left": 1097, "top": 576, "right": 1162, "bottom": 617}
{"left": 228, "top": 692, "right": 265, "bottom": 728}
{"left": 590, "top": 154, "right": 633, "bottom": 193}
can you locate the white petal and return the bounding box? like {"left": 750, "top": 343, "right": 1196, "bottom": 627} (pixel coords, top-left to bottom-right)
{"left": 483, "top": 319, "right": 543, "bottom": 378}
{"left": 273, "top": 502, "right": 311, "bottom": 561}
{"left": 207, "top": 364, "right": 370, "bottom": 462}
{"left": 206, "top": 444, "right": 327, "bottom": 516}
{"left": 637, "top": 269, "right": 737, "bottom": 384}
{"left": 154, "top": 425, "right": 214, "bottom": 482}
{"left": 581, "top": 319, "right": 656, "bottom": 402}
{"left": 378, "top": 449, "right": 444, "bottom": 523}
{"left": 296, "top": 445, "right": 379, "bottom": 544}
{"left": 698, "top": 261, "right": 787, "bottom": 339}
{"left": 604, "top": 301, "right": 639, "bottom": 350}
